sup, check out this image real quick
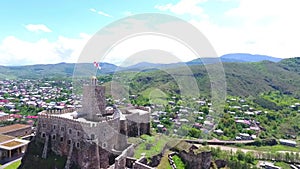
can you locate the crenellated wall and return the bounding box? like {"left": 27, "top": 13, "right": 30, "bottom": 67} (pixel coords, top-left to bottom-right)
{"left": 40, "top": 108, "right": 77, "bottom": 115}
{"left": 36, "top": 107, "right": 150, "bottom": 169}
{"left": 24, "top": 80, "right": 152, "bottom": 169}
{"left": 37, "top": 115, "right": 118, "bottom": 168}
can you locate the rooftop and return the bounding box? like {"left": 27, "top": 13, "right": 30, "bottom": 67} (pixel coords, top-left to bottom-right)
{"left": 2, "top": 140, "right": 23, "bottom": 147}
{"left": 0, "top": 134, "right": 15, "bottom": 143}
{"left": 0, "top": 138, "right": 30, "bottom": 150}
{"left": 125, "top": 108, "right": 149, "bottom": 115}
{"left": 279, "top": 139, "right": 297, "bottom": 145}
{"left": 0, "top": 124, "right": 31, "bottom": 134}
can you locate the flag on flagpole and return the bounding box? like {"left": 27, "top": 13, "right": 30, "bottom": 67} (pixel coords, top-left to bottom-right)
{"left": 93, "top": 61, "right": 101, "bottom": 69}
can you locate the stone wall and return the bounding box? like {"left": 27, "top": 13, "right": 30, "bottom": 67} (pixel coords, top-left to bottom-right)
{"left": 37, "top": 116, "right": 122, "bottom": 169}
{"left": 126, "top": 112, "right": 150, "bottom": 137}
{"left": 114, "top": 144, "right": 134, "bottom": 169}
{"left": 133, "top": 161, "right": 155, "bottom": 169}
{"left": 215, "top": 159, "right": 227, "bottom": 168}
{"left": 40, "top": 108, "right": 76, "bottom": 115}
{"left": 179, "top": 150, "right": 212, "bottom": 169}
{"left": 36, "top": 105, "right": 151, "bottom": 168}
{"left": 81, "top": 84, "right": 106, "bottom": 121}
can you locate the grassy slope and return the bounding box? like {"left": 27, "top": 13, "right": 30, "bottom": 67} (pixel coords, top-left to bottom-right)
{"left": 4, "top": 160, "right": 21, "bottom": 169}
{"left": 109, "top": 58, "right": 300, "bottom": 99}
{"left": 133, "top": 134, "right": 170, "bottom": 159}
{"left": 157, "top": 150, "right": 172, "bottom": 169}
{"left": 274, "top": 162, "right": 290, "bottom": 169}
{"left": 172, "top": 155, "right": 186, "bottom": 169}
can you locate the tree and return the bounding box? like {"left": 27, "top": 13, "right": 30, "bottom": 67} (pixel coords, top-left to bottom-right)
{"left": 285, "top": 152, "right": 290, "bottom": 162}
{"left": 245, "top": 152, "right": 255, "bottom": 164}
{"left": 188, "top": 128, "right": 202, "bottom": 138}
{"left": 236, "top": 150, "right": 245, "bottom": 161}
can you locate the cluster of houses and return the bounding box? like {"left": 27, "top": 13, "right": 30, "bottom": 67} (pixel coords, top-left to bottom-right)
{"left": 0, "top": 79, "right": 82, "bottom": 113}
{"left": 150, "top": 97, "right": 263, "bottom": 140}
{"left": 151, "top": 98, "right": 217, "bottom": 135}
{"left": 150, "top": 97, "right": 299, "bottom": 148}
{"left": 0, "top": 79, "right": 82, "bottom": 164}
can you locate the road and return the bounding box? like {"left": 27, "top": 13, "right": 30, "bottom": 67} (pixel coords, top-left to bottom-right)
{"left": 206, "top": 144, "right": 255, "bottom": 153}
{"left": 185, "top": 138, "right": 256, "bottom": 145}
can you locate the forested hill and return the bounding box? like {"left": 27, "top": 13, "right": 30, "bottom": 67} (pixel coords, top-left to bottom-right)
{"left": 109, "top": 57, "right": 300, "bottom": 98}
{"left": 1, "top": 57, "right": 300, "bottom": 98}
{"left": 0, "top": 62, "right": 117, "bottom": 79}
{"left": 0, "top": 53, "right": 281, "bottom": 79}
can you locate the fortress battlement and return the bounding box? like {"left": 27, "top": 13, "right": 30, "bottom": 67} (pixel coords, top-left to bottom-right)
{"left": 40, "top": 108, "right": 77, "bottom": 115}
{"left": 38, "top": 112, "right": 117, "bottom": 128}
{"left": 33, "top": 77, "right": 151, "bottom": 169}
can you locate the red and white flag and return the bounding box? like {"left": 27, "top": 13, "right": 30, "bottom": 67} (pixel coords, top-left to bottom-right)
{"left": 93, "top": 61, "right": 101, "bottom": 69}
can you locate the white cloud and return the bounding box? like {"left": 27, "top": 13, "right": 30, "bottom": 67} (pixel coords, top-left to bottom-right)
{"left": 155, "top": 0, "right": 208, "bottom": 19}
{"left": 0, "top": 34, "right": 91, "bottom": 66}
{"left": 156, "top": 0, "right": 300, "bottom": 58}
{"left": 89, "top": 8, "right": 97, "bottom": 13}
{"left": 97, "top": 11, "right": 113, "bottom": 18}
{"left": 89, "top": 8, "right": 113, "bottom": 18}
{"left": 104, "top": 34, "right": 198, "bottom": 66}
{"left": 25, "top": 24, "right": 52, "bottom": 33}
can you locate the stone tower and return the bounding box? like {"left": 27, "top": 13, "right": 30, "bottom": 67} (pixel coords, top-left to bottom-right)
{"left": 81, "top": 76, "right": 106, "bottom": 121}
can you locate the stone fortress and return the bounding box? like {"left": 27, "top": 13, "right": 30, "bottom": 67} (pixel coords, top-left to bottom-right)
{"left": 32, "top": 77, "right": 151, "bottom": 169}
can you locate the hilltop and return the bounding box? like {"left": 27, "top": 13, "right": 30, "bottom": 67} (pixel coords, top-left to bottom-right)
{"left": 0, "top": 53, "right": 281, "bottom": 79}
{"left": 1, "top": 54, "right": 299, "bottom": 98}
{"left": 0, "top": 62, "right": 117, "bottom": 79}
{"left": 109, "top": 57, "right": 300, "bottom": 98}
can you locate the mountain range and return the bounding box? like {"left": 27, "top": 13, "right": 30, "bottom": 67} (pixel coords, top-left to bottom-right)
{"left": 0, "top": 53, "right": 281, "bottom": 79}
{"left": 2, "top": 53, "right": 300, "bottom": 98}
{"left": 114, "top": 57, "right": 300, "bottom": 98}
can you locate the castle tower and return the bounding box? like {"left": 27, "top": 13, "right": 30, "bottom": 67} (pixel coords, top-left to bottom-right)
{"left": 81, "top": 76, "right": 106, "bottom": 121}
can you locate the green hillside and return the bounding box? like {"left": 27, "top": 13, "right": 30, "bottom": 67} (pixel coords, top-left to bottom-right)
{"left": 0, "top": 62, "right": 117, "bottom": 79}
{"left": 2, "top": 58, "right": 300, "bottom": 98}
{"left": 106, "top": 58, "right": 300, "bottom": 99}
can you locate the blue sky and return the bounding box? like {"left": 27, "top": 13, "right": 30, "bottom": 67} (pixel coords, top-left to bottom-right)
{"left": 0, "top": 0, "right": 299, "bottom": 66}
{"left": 0, "top": 0, "right": 177, "bottom": 40}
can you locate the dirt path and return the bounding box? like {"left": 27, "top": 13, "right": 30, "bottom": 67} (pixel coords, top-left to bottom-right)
{"left": 207, "top": 145, "right": 256, "bottom": 153}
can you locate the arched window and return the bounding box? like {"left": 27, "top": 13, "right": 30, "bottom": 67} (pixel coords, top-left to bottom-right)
{"left": 67, "top": 139, "right": 72, "bottom": 145}
{"left": 91, "top": 134, "right": 95, "bottom": 140}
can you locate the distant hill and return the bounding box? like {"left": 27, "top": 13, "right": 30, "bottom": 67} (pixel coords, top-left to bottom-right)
{"left": 0, "top": 62, "right": 117, "bottom": 79}
{"left": 111, "top": 57, "right": 300, "bottom": 98}
{"left": 0, "top": 53, "right": 286, "bottom": 86}
{"left": 220, "top": 53, "right": 282, "bottom": 62}
{"left": 120, "top": 53, "right": 282, "bottom": 71}
{"left": 186, "top": 53, "right": 282, "bottom": 65}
